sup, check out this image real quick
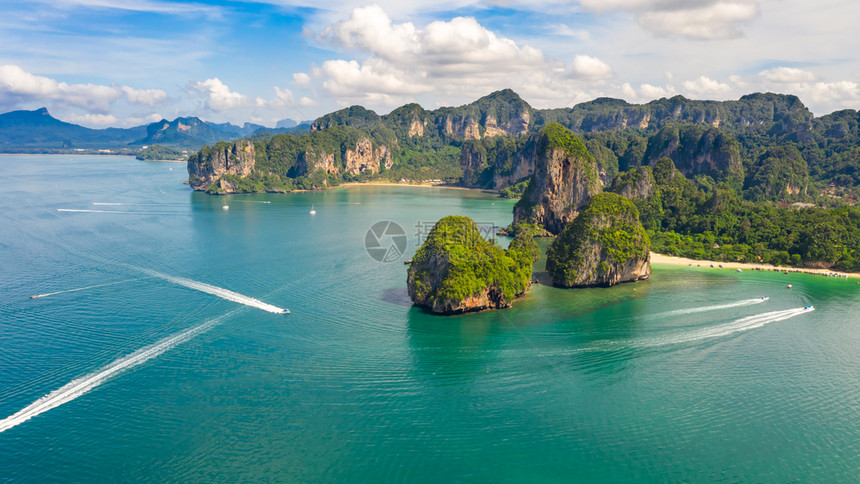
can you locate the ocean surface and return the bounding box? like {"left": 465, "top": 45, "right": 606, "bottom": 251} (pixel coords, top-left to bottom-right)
{"left": 2, "top": 155, "right": 860, "bottom": 482}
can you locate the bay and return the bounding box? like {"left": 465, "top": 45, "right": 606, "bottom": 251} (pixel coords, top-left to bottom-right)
{"left": 2, "top": 155, "right": 859, "bottom": 482}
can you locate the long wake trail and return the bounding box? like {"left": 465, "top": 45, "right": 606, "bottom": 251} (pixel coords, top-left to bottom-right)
{"left": 646, "top": 307, "right": 810, "bottom": 347}
{"left": 652, "top": 298, "right": 768, "bottom": 318}
{"left": 30, "top": 279, "right": 138, "bottom": 299}
{"left": 0, "top": 316, "right": 225, "bottom": 433}
{"left": 137, "top": 268, "right": 287, "bottom": 314}
{"left": 57, "top": 209, "right": 175, "bottom": 215}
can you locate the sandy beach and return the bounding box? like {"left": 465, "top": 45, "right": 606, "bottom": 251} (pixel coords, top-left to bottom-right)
{"left": 651, "top": 252, "right": 860, "bottom": 279}
{"left": 339, "top": 181, "right": 498, "bottom": 194}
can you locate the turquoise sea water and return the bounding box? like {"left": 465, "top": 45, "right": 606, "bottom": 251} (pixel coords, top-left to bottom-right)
{"left": 2, "top": 155, "right": 860, "bottom": 482}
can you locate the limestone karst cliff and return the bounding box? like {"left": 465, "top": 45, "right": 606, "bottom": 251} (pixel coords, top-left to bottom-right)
{"left": 512, "top": 123, "right": 602, "bottom": 235}
{"left": 187, "top": 139, "right": 255, "bottom": 191}
{"left": 545, "top": 193, "right": 651, "bottom": 288}
{"left": 344, "top": 138, "right": 392, "bottom": 175}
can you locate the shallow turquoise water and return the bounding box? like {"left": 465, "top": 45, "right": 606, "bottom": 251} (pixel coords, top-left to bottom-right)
{"left": 2, "top": 155, "right": 860, "bottom": 482}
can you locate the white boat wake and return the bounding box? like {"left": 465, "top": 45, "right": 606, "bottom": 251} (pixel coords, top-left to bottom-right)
{"left": 29, "top": 279, "right": 137, "bottom": 299}
{"left": 137, "top": 269, "right": 288, "bottom": 314}
{"left": 646, "top": 307, "right": 811, "bottom": 347}
{"left": 57, "top": 209, "right": 172, "bottom": 215}
{"left": 0, "top": 316, "right": 224, "bottom": 434}
{"left": 653, "top": 297, "right": 768, "bottom": 318}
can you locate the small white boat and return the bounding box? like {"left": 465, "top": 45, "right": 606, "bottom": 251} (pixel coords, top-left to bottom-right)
{"left": 787, "top": 284, "right": 793, "bottom": 289}
{"left": 803, "top": 305, "right": 814, "bottom": 311}
{"left": 282, "top": 309, "right": 290, "bottom": 314}
{"left": 737, "top": 268, "right": 742, "bottom": 272}
{"left": 222, "top": 205, "right": 229, "bottom": 211}
{"left": 309, "top": 205, "right": 316, "bottom": 215}
{"left": 761, "top": 296, "right": 769, "bottom": 301}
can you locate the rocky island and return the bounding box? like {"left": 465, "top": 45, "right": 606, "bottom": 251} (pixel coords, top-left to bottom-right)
{"left": 407, "top": 216, "right": 539, "bottom": 314}
{"left": 546, "top": 193, "right": 651, "bottom": 287}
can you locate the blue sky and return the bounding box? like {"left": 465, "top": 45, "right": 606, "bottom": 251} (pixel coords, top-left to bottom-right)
{"left": 0, "top": 0, "right": 857, "bottom": 127}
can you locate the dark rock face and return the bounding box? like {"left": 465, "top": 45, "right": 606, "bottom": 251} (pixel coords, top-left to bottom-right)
{"left": 512, "top": 123, "right": 602, "bottom": 235}
{"left": 609, "top": 166, "right": 654, "bottom": 199}
{"left": 438, "top": 89, "right": 532, "bottom": 140}
{"left": 407, "top": 216, "right": 538, "bottom": 314}
{"left": 492, "top": 138, "right": 537, "bottom": 190}
{"left": 458, "top": 136, "right": 537, "bottom": 190}
{"left": 187, "top": 139, "right": 255, "bottom": 190}
{"left": 643, "top": 125, "right": 743, "bottom": 182}
{"left": 459, "top": 142, "right": 486, "bottom": 187}
{"left": 546, "top": 193, "right": 651, "bottom": 287}
{"left": 292, "top": 149, "right": 338, "bottom": 177}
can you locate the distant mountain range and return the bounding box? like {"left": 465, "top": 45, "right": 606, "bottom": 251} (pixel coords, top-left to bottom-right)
{"left": 0, "top": 108, "right": 310, "bottom": 153}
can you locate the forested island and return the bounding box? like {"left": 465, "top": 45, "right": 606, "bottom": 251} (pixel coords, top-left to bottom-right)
{"left": 185, "top": 89, "right": 860, "bottom": 272}
{"left": 407, "top": 216, "right": 539, "bottom": 314}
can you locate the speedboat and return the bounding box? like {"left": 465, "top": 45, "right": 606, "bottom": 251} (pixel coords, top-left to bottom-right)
{"left": 803, "top": 305, "right": 814, "bottom": 311}
{"left": 761, "top": 296, "right": 769, "bottom": 301}
{"left": 282, "top": 309, "right": 291, "bottom": 314}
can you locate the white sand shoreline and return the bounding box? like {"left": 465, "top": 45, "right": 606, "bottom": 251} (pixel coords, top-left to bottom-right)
{"left": 339, "top": 181, "right": 498, "bottom": 193}
{"left": 650, "top": 252, "right": 859, "bottom": 279}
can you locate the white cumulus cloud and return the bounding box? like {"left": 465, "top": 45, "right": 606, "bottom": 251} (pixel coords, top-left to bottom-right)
{"left": 320, "top": 4, "right": 420, "bottom": 63}
{"left": 190, "top": 78, "right": 248, "bottom": 111}
{"left": 639, "top": 82, "right": 676, "bottom": 99}
{"left": 638, "top": 2, "right": 759, "bottom": 39}
{"left": 758, "top": 67, "right": 816, "bottom": 83}
{"left": 64, "top": 112, "right": 118, "bottom": 125}
{"left": 0, "top": 64, "right": 167, "bottom": 112}
{"left": 120, "top": 86, "right": 168, "bottom": 105}
{"left": 312, "top": 59, "right": 433, "bottom": 97}
{"left": 681, "top": 75, "right": 732, "bottom": 97}
{"left": 569, "top": 55, "right": 614, "bottom": 80}
{"left": 579, "top": 0, "right": 763, "bottom": 40}
{"left": 319, "top": 5, "right": 546, "bottom": 73}
{"left": 125, "top": 112, "right": 164, "bottom": 126}
{"left": 308, "top": 4, "right": 614, "bottom": 108}
{"left": 293, "top": 72, "right": 311, "bottom": 86}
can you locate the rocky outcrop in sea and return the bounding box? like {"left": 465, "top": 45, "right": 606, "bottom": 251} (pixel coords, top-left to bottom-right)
{"left": 545, "top": 193, "right": 651, "bottom": 287}
{"left": 407, "top": 216, "right": 538, "bottom": 314}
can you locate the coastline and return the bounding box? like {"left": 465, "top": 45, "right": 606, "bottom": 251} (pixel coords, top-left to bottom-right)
{"left": 650, "top": 252, "right": 860, "bottom": 279}
{"left": 339, "top": 181, "right": 499, "bottom": 194}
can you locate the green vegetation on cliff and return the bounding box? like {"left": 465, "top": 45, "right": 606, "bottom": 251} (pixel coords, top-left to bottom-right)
{"left": 744, "top": 146, "right": 809, "bottom": 201}
{"left": 499, "top": 177, "right": 531, "bottom": 199}
{"left": 546, "top": 193, "right": 650, "bottom": 287}
{"left": 136, "top": 144, "right": 185, "bottom": 161}
{"left": 187, "top": 91, "right": 860, "bottom": 203}
{"left": 627, "top": 158, "right": 860, "bottom": 271}
{"left": 512, "top": 123, "right": 601, "bottom": 234}
{"left": 408, "top": 216, "right": 538, "bottom": 313}
{"left": 540, "top": 122, "right": 593, "bottom": 161}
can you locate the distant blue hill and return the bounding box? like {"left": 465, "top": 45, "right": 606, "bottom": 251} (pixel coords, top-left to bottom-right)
{"left": 0, "top": 108, "right": 308, "bottom": 153}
